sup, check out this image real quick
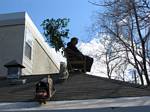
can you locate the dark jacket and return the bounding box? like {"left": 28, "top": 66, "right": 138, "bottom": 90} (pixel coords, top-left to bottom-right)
{"left": 66, "top": 42, "right": 84, "bottom": 59}
{"left": 67, "top": 42, "right": 83, "bottom": 55}
{"left": 66, "top": 42, "right": 93, "bottom": 72}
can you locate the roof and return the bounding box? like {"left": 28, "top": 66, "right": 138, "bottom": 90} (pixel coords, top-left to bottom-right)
{"left": 0, "top": 72, "right": 150, "bottom": 102}
{"left": 0, "top": 74, "right": 50, "bottom": 102}
{"left": 4, "top": 60, "right": 25, "bottom": 68}
{"left": 52, "top": 72, "right": 150, "bottom": 101}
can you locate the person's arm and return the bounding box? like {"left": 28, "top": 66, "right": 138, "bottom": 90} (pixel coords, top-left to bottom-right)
{"left": 65, "top": 48, "right": 84, "bottom": 60}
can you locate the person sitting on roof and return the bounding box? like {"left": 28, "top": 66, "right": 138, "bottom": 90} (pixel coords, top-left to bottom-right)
{"left": 66, "top": 37, "right": 93, "bottom": 72}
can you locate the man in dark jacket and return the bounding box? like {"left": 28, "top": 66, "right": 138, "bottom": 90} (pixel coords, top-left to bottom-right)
{"left": 66, "top": 37, "right": 93, "bottom": 72}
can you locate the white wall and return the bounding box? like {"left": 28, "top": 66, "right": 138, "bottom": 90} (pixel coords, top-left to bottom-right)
{"left": 0, "top": 12, "right": 60, "bottom": 77}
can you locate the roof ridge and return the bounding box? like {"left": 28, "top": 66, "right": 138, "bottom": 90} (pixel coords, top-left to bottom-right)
{"left": 84, "top": 74, "right": 147, "bottom": 90}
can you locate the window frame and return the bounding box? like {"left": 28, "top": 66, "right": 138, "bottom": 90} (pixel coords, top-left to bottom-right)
{"left": 25, "top": 42, "right": 32, "bottom": 60}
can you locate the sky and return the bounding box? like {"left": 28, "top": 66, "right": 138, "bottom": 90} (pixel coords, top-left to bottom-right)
{"left": 0, "top": 0, "right": 109, "bottom": 77}
{"left": 0, "top": 0, "right": 100, "bottom": 42}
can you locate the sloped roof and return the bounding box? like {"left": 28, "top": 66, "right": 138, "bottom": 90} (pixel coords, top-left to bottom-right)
{"left": 52, "top": 72, "right": 150, "bottom": 101}
{"left": 0, "top": 73, "right": 150, "bottom": 102}
{"left": 0, "top": 74, "right": 48, "bottom": 102}
{"left": 4, "top": 60, "right": 25, "bottom": 68}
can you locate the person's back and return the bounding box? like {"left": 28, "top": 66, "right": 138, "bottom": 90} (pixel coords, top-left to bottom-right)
{"left": 66, "top": 37, "right": 94, "bottom": 72}
{"left": 67, "top": 37, "right": 82, "bottom": 55}
{"left": 66, "top": 37, "right": 83, "bottom": 60}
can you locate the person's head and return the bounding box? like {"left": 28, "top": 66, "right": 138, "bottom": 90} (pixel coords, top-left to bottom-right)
{"left": 70, "top": 37, "right": 78, "bottom": 46}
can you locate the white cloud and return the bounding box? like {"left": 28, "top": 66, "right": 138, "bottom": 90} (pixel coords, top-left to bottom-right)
{"left": 79, "top": 37, "right": 108, "bottom": 77}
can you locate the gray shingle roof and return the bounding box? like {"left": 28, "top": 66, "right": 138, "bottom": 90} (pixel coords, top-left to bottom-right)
{"left": 0, "top": 73, "right": 150, "bottom": 102}
{"left": 52, "top": 73, "right": 150, "bottom": 101}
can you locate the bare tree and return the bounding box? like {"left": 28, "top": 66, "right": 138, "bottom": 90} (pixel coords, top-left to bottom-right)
{"left": 99, "top": 35, "right": 127, "bottom": 79}
{"left": 91, "top": 0, "right": 150, "bottom": 85}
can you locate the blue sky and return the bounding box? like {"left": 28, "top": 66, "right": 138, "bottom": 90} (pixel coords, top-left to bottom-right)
{"left": 0, "top": 0, "right": 99, "bottom": 42}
